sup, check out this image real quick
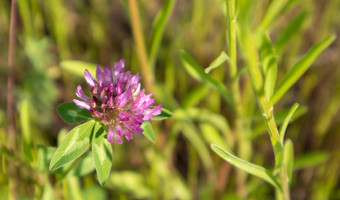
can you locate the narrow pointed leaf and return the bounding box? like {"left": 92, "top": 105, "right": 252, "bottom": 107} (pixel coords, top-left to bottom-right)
{"left": 57, "top": 102, "right": 92, "bottom": 124}
{"left": 260, "top": 34, "right": 277, "bottom": 100}
{"left": 149, "top": 0, "right": 177, "bottom": 70}
{"left": 20, "top": 99, "right": 34, "bottom": 162}
{"left": 274, "top": 9, "right": 309, "bottom": 52}
{"left": 294, "top": 151, "right": 329, "bottom": 170}
{"left": 205, "top": 51, "right": 230, "bottom": 74}
{"left": 211, "top": 144, "right": 281, "bottom": 190}
{"left": 280, "top": 103, "right": 299, "bottom": 143}
{"left": 92, "top": 122, "right": 113, "bottom": 185}
{"left": 271, "top": 35, "right": 336, "bottom": 104}
{"left": 49, "top": 120, "right": 96, "bottom": 170}
{"left": 283, "top": 139, "right": 294, "bottom": 183}
{"left": 141, "top": 121, "right": 155, "bottom": 143}
{"left": 151, "top": 107, "right": 172, "bottom": 120}
{"left": 179, "top": 50, "right": 232, "bottom": 104}
{"left": 258, "top": 0, "right": 288, "bottom": 31}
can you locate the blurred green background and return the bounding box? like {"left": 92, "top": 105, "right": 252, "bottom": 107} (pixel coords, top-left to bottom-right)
{"left": 0, "top": 0, "right": 340, "bottom": 199}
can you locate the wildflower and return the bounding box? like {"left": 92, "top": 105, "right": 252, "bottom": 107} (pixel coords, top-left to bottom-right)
{"left": 73, "top": 59, "right": 162, "bottom": 144}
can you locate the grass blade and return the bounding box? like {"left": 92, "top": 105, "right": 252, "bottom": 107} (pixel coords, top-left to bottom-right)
{"left": 283, "top": 139, "right": 294, "bottom": 183}
{"left": 260, "top": 34, "right": 277, "bottom": 100}
{"left": 205, "top": 51, "right": 230, "bottom": 74}
{"left": 149, "top": 0, "right": 176, "bottom": 70}
{"left": 211, "top": 144, "right": 281, "bottom": 190}
{"left": 274, "top": 9, "right": 309, "bottom": 53}
{"left": 179, "top": 50, "right": 233, "bottom": 104}
{"left": 271, "top": 35, "right": 336, "bottom": 104}
{"left": 294, "top": 152, "right": 330, "bottom": 170}
{"left": 279, "top": 103, "right": 299, "bottom": 143}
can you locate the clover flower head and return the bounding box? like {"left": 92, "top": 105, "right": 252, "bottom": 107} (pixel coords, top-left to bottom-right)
{"left": 73, "top": 59, "right": 162, "bottom": 144}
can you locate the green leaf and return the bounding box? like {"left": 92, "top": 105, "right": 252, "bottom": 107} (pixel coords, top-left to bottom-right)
{"left": 92, "top": 122, "right": 113, "bottom": 185}
{"left": 279, "top": 103, "right": 299, "bottom": 143}
{"left": 179, "top": 50, "right": 233, "bottom": 104}
{"left": 252, "top": 105, "right": 307, "bottom": 137}
{"left": 258, "top": 0, "right": 288, "bottom": 31}
{"left": 60, "top": 60, "right": 97, "bottom": 78}
{"left": 274, "top": 9, "right": 309, "bottom": 52}
{"left": 260, "top": 34, "right": 277, "bottom": 100}
{"left": 283, "top": 139, "right": 294, "bottom": 183}
{"left": 141, "top": 121, "right": 155, "bottom": 143}
{"left": 294, "top": 152, "right": 330, "bottom": 170}
{"left": 49, "top": 120, "right": 96, "bottom": 170}
{"left": 57, "top": 102, "right": 92, "bottom": 124}
{"left": 205, "top": 51, "right": 230, "bottom": 74}
{"left": 20, "top": 99, "right": 34, "bottom": 162}
{"left": 211, "top": 144, "right": 281, "bottom": 190}
{"left": 149, "top": 0, "right": 177, "bottom": 70}
{"left": 271, "top": 35, "right": 336, "bottom": 104}
{"left": 151, "top": 107, "right": 173, "bottom": 120}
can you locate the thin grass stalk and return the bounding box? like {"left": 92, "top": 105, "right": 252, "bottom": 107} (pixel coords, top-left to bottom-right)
{"left": 241, "top": 29, "right": 290, "bottom": 200}
{"left": 225, "top": 0, "right": 248, "bottom": 197}
{"left": 127, "top": 0, "right": 154, "bottom": 93}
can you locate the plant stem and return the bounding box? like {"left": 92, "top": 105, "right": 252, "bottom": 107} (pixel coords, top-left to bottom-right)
{"left": 226, "top": 0, "right": 249, "bottom": 197}
{"left": 241, "top": 29, "right": 290, "bottom": 200}
{"left": 127, "top": 0, "right": 154, "bottom": 93}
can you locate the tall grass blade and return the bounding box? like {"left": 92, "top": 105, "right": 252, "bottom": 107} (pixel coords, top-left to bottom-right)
{"left": 211, "top": 144, "right": 281, "bottom": 190}
{"left": 279, "top": 103, "right": 299, "bottom": 143}
{"left": 149, "top": 0, "right": 176, "bottom": 71}
{"left": 205, "top": 51, "right": 230, "bottom": 74}
{"left": 179, "top": 50, "right": 232, "bottom": 104}
{"left": 271, "top": 35, "right": 336, "bottom": 104}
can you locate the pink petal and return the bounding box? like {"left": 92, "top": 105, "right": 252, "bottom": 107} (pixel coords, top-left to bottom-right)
{"left": 84, "top": 69, "right": 96, "bottom": 88}
{"left": 73, "top": 99, "right": 91, "bottom": 110}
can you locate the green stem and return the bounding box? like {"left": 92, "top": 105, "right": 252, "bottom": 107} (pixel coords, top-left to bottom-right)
{"left": 241, "top": 30, "right": 290, "bottom": 200}
{"left": 128, "top": 0, "right": 154, "bottom": 93}
{"left": 226, "top": 0, "right": 249, "bottom": 197}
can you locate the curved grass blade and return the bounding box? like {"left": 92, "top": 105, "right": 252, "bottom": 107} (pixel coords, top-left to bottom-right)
{"left": 283, "top": 139, "right": 294, "bottom": 183}
{"left": 271, "top": 35, "right": 336, "bottom": 104}
{"left": 279, "top": 103, "right": 299, "bottom": 143}
{"left": 20, "top": 99, "right": 34, "bottom": 162}
{"left": 274, "top": 9, "right": 309, "bottom": 53}
{"left": 179, "top": 50, "right": 232, "bottom": 104}
{"left": 260, "top": 34, "right": 277, "bottom": 100}
{"left": 294, "top": 151, "right": 329, "bottom": 170}
{"left": 92, "top": 122, "right": 113, "bottom": 185}
{"left": 205, "top": 51, "right": 230, "bottom": 74}
{"left": 211, "top": 144, "right": 281, "bottom": 190}
{"left": 49, "top": 120, "right": 96, "bottom": 170}
{"left": 57, "top": 102, "right": 92, "bottom": 124}
{"left": 149, "top": 0, "right": 177, "bottom": 70}
{"left": 141, "top": 121, "right": 155, "bottom": 143}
